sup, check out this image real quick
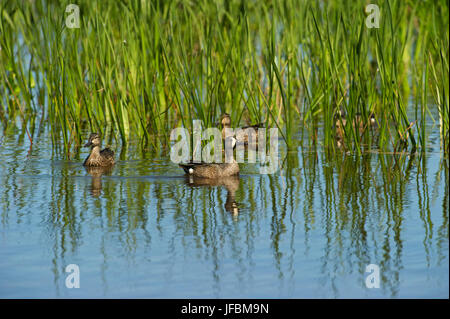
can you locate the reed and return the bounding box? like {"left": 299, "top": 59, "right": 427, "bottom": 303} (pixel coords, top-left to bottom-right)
{"left": 0, "top": 0, "right": 447, "bottom": 157}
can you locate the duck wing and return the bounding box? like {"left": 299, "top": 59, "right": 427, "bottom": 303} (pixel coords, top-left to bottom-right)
{"left": 179, "top": 161, "right": 233, "bottom": 174}
{"left": 100, "top": 148, "right": 115, "bottom": 160}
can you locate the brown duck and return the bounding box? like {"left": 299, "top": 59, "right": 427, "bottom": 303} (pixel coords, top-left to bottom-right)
{"left": 334, "top": 112, "right": 377, "bottom": 147}
{"left": 220, "top": 113, "right": 264, "bottom": 145}
{"left": 83, "top": 133, "right": 115, "bottom": 167}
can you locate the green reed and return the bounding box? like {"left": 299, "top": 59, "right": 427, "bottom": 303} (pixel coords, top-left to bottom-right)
{"left": 0, "top": 0, "right": 448, "bottom": 157}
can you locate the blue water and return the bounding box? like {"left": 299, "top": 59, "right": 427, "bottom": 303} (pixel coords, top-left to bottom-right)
{"left": 0, "top": 123, "right": 448, "bottom": 298}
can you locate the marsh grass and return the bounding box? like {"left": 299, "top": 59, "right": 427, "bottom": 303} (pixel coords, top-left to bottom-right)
{"left": 0, "top": 0, "right": 448, "bottom": 157}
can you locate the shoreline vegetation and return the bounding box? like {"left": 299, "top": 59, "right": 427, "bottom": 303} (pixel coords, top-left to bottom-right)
{"left": 0, "top": 0, "right": 448, "bottom": 158}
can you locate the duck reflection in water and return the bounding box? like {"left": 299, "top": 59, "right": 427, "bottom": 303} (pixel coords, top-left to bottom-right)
{"left": 184, "top": 175, "right": 240, "bottom": 218}
{"left": 85, "top": 166, "right": 113, "bottom": 197}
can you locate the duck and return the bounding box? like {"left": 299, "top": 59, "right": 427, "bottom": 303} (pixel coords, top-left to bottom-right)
{"left": 334, "top": 111, "right": 377, "bottom": 144}
{"left": 220, "top": 113, "right": 264, "bottom": 145}
{"left": 83, "top": 133, "right": 115, "bottom": 167}
{"left": 179, "top": 136, "right": 239, "bottom": 178}
{"left": 220, "top": 113, "right": 232, "bottom": 140}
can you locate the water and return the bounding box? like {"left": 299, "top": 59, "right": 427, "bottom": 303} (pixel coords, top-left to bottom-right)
{"left": 0, "top": 122, "right": 448, "bottom": 298}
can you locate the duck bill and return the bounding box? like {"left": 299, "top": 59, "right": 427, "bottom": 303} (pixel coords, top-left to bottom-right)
{"left": 84, "top": 141, "right": 92, "bottom": 147}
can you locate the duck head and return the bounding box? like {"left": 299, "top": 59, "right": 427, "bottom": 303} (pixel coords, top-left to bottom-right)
{"left": 225, "top": 136, "right": 237, "bottom": 149}
{"left": 220, "top": 113, "right": 231, "bottom": 128}
{"left": 84, "top": 133, "right": 101, "bottom": 147}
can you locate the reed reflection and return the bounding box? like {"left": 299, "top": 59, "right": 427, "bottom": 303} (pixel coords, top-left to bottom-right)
{"left": 318, "top": 150, "right": 411, "bottom": 296}
{"left": 0, "top": 130, "right": 447, "bottom": 297}
{"left": 85, "top": 166, "right": 114, "bottom": 197}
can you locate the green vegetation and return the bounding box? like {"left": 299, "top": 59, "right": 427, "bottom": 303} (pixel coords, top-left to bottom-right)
{"left": 0, "top": 0, "right": 448, "bottom": 157}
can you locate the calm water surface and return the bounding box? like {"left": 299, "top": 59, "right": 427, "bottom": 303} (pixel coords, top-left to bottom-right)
{"left": 0, "top": 122, "right": 448, "bottom": 298}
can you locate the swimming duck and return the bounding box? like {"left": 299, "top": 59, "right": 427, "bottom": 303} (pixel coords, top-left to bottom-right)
{"left": 83, "top": 133, "right": 115, "bottom": 167}
{"left": 220, "top": 113, "right": 263, "bottom": 145}
{"left": 179, "top": 137, "right": 239, "bottom": 178}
